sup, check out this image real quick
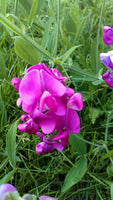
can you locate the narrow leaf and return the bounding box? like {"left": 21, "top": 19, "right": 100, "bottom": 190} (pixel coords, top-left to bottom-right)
{"left": 6, "top": 119, "right": 19, "bottom": 168}
{"left": 14, "top": 36, "right": 40, "bottom": 65}
{"left": 61, "top": 156, "right": 87, "bottom": 193}
{"left": 111, "top": 183, "right": 113, "bottom": 200}
{"left": 0, "top": 170, "right": 16, "bottom": 185}
{"left": 1, "top": 0, "right": 7, "bottom": 15}
{"left": 69, "top": 134, "right": 87, "bottom": 154}
{"left": 48, "top": 24, "right": 58, "bottom": 56}
{"left": 0, "top": 51, "right": 6, "bottom": 79}
{"left": 60, "top": 45, "right": 81, "bottom": 63}
{"left": 29, "top": 0, "right": 38, "bottom": 25}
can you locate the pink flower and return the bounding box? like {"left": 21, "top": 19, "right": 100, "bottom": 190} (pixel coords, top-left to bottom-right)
{"left": 100, "top": 51, "right": 113, "bottom": 70}
{"left": 103, "top": 26, "right": 113, "bottom": 45}
{"left": 102, "top": 72, "right": 113, "bottom": 88}
{"left": 35, "top": 132, "right": 64, "bottom": 154}
{"left": 39, "top": 196, "right": 58, "bottom": 200}
{"left": 18, "top": 114, "right": 39, "bottom": 134}
{"left": 11, "top": 63, "right": 83, "bottom": 154}
{"left": 0, "top": 183, "right": 18, "bottom": 200}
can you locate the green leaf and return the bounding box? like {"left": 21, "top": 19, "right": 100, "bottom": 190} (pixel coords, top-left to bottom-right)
{"left": 0, "top": 170, "right": 16, "bottom": 185}
{"left": 61, "top": 156, "right": 87, "bottom": 193}
{"left": 69, "top": 134, "right": 87, "bottom": 154}
{"left": 60, "top": 45, "right": 81, "bottom": 63}
{"left": 48, "top": 24, "right": 58, "bottom": 56}
{"left": 0, "top": 14, "right": 54, "bottom": 60}
{"left": 111, "top": 183, "right": 113, "bottom": 200}
{"left": 14, "top": 36, "right": 40, "bottom": 65}
{"left": 6, "top": 119, "right": 19, "bottom": 168}
{"left": 0, "top": 51, "right": 6, "bottom": 79}
{"left": 1, "top": 0, "right": 7, "bottom": 15}
{"left": 28, "top": 0, "right": 38, "bottom": 25}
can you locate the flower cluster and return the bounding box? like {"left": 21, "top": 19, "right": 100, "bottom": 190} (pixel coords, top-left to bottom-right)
{"left": 0, "top": 183, "right": 57, "bottom": 200}
{"left": 11, "top": 63, "right": 83, "bottom": 154}
{"left": 100, "top": 26, "right": 113, "bottom": 88}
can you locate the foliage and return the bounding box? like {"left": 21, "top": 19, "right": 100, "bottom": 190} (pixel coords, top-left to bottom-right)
{"left": 0, "top": 0, "right": 113, "bottom": 199}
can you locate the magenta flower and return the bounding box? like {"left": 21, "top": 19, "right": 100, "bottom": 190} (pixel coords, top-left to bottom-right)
{"left": 35, "top": 132, "right": 64, "bottom": 154}
{"left": 100, "top": 51, "right": 113, "bottom": 70}
{"left": 17, "top": 114, "right": 39, "bottom": 134}
{"left": 103, "top": 26, "right": 113, "bottom": 45}
{"left": 11, "top": 63, "right": 83, "bottom": 154}
{"left": 102, "top": 72, "right": 113, "bottom": 88}
{"left": 39, "top": 196, "right": 58, "bottom": 200}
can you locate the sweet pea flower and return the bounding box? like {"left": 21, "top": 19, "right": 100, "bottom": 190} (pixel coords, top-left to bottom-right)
{"left": 103, "top": 26, "right": 113, "bottom": 45}
{"left": 102, "top": 72, "right": 113, "bottom": 88}
{"left": 100, "top": 50, "right": 113, "bottom": 70}
{"left": 11, "top": 63, "right": 83, "bottom": 154}
{"left": 0, "top": 183, "right": 18, "bottom": 200}
{"left": 39, "top": 196, "right": 58, "bottom": 200}
{"left": 18, "top": 114, "right": 39, "bottom": 134}
{"left": 35, "top": 132, "right": 64, "bottom": 154}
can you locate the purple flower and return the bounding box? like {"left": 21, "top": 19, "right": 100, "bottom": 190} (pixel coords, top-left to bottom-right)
{"left": 39, "top": 196, "right": 58, "bottom": 200}
{"left": 100, "top": 51, "right": 113, "bottom": 70}
{"left": 11, "top": 63, "right": 83, "bottom": 154}
{"left": 103, "top": 26, "right": 113, "bottom": 45}
{"left": 102, "top": 72, "right": 113, "bottom": 88}
{"left": 18, "top": 114, "right": 39, "bottom": 134}
{"left": 0, "top": 183, "right": 17, "bottom": 200}
{"left": 35, "top": 132, "right": 64, "bottom": 154}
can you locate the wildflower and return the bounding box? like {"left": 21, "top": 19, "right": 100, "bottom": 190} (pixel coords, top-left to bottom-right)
{"left": 100, "top": 50, "right": 113, "bottom": 70}
{"left": 39, "top": 195, "right": 58, "bottom": 200}
{"left": 11, "top": 63, "right": 83, "bottom": 154}
{"left": 102, "top": 72, "right": 113, "bottom": 88}
{"left": 103, "top": 26, "right": 113, "bottom": 45}
{"left": 35, "top": 132, "right": 64, "bottom": 154}
{"left": 0, "top": 183, "right": 18, "bottom": 200}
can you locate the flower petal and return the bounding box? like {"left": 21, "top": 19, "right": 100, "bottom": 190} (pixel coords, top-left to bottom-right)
{"left": 100, "top": 51, "right": 113, "bottom": 70}
{"left": 41, "top": 69, "right": 66, "bottom": 97}
{"left": 40, "top": 91, "right": 58, "bottom": 112}
{"left": 19, "top": 69, "right": 42, "bottom": 105}
{"left": 67, "top": 93, "right": 83, "bottom": 111}
{"left": 39, "top": 195, "right": 58, "bottom": 200}
{"left": 102, "top": 72, "right": 113, "bottom": 88}
{"left": 32, "top": 109, "right": 56, "bottom": 134}
{"left": 66, "top": 108, "right": 80, "bottom": 134}
{"left": 103, "top": 26, "right": 113, "bottom": 45}
{"left": 11, "top": 77, "right": 21, "bottom": 92}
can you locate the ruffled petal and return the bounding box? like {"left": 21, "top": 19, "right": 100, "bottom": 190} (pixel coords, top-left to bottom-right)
{"left": 11, "top": 77, "right": 21, "bottom": 92}
{"left": 41, "top": 69, "right": 66, "bottom": 97}
{"left": 39, "top": 196, "right": 58, "bottom": 200}
{"left": 32, "top": 109, "right": 56, "bottom": 134}
{"left": 19, "top": 69, "right": 42, "bottom": 105}
{"left": 103, "top": 26, "right": 113, "bottom": 45}
{"left": 102, "top": 72, "right": 113, "bottom": 88}
{"left": 67, "top": 93, "right": 83, "bottom": 111}
{"left": 40, "top": 91, "right": 58, "bottom": 112}
{"left": 100, "top": 51, "right": 113, "bottom": 70}
{"left": 66, "top": 108, "right": 80, "bottom": 134}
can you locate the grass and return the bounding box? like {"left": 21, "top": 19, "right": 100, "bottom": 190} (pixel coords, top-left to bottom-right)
{"left": 0, "top": 0, "right": 113, "bottom": 199}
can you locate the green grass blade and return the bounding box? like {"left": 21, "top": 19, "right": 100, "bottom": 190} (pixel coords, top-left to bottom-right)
{"left": 59, "top": 45, "right": 81, "bottom": 63}
{"left": 0, "top": 170, "right": 16, "bottom": 185}
{"left": 28, "top": 0, "right": 38, "bottom": 25}
{"left": 111, "top": 183, "right": 113, "bottom": 200}
{"left": 0, "top": 51, "right": 6, "bottom": 79}
{"left": 1, "top": 0, "right": 7, "bottom": 15}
